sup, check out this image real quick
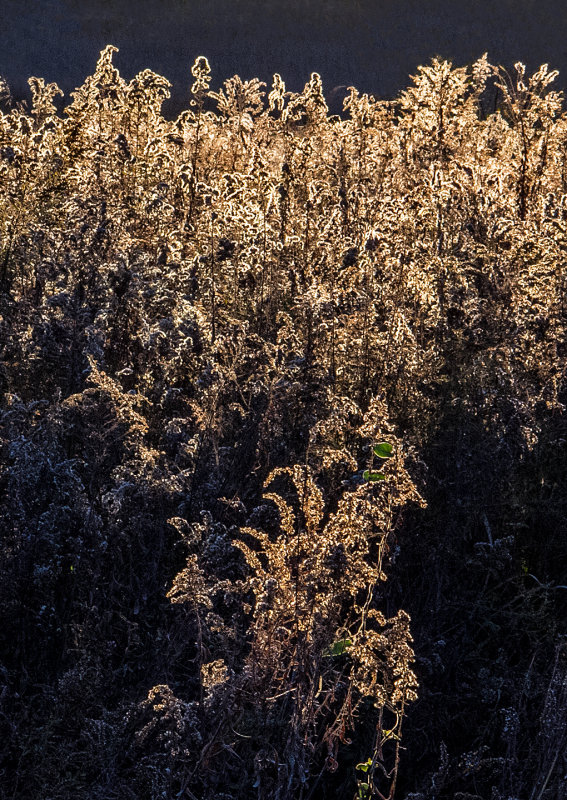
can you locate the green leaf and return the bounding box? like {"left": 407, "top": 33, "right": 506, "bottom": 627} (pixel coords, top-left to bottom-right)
{"left": 363, "top": 470, "right": 386, "bottom": 482}
{"left": 356, "top": 759, "right": 372, "bottom": 772}
{"left": 323, "top": 638, "right": 352, "bottom": 657}
{"left": 521, "top": 558, "right": 529, "bottom": 575}
{"left": 373, "top": 442, "right": 393, "bottom": 459}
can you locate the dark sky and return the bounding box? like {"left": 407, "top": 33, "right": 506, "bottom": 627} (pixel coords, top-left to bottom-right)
{"left": 2, "top": 0, "right": 567, "bottom": 111}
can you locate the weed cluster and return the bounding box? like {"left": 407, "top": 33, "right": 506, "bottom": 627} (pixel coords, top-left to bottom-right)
{"left": 0, "top": 48, "right": 565, "bottom": 799}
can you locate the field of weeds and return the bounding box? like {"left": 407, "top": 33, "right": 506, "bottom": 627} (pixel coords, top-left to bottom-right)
{"left": 0, "top": 48, "right": 565, "bottom": 800}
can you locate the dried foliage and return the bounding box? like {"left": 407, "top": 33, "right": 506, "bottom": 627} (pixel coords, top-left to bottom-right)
{"left": 0, "top": 47, "right": 566, "bottom": 800}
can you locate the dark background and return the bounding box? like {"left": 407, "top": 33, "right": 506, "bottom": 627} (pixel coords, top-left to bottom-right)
{"left": 2, "top": 0, "right": 567, "bottom": 113}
